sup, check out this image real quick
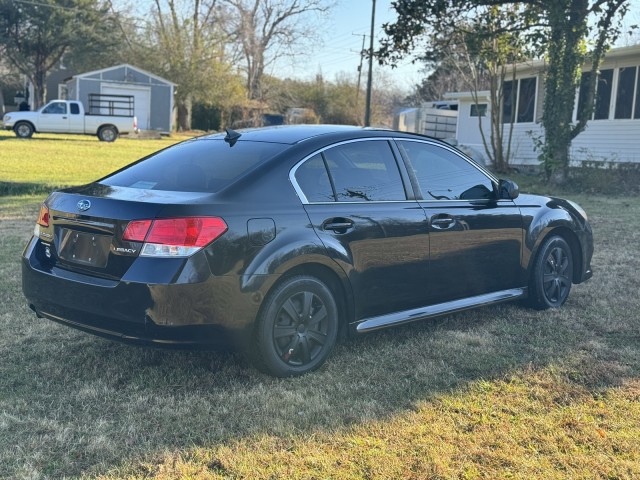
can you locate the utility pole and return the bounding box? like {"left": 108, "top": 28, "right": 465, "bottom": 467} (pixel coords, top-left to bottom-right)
{"left": 364, "top": 0, "right": 376, "bottom": 127}
{"left": 355, "top": 34, "right": 366, "bottom": 126}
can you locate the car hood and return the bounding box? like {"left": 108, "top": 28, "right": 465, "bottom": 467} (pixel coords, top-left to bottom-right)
{"left": 3, "top": 111, "right": 38, "bottom": 122}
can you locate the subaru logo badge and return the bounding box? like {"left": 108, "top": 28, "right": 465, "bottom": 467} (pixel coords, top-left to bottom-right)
{"left": 77, "top": 199, "right": 91, "bottom": 211}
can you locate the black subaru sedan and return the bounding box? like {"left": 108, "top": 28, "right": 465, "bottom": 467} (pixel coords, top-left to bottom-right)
{"left": 22, "top": 126, "right": 593, "bottom": 376}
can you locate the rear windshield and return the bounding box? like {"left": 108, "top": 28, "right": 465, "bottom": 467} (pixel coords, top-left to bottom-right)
{"left": 100, "top": 139, "right": 287, "bottom": 192}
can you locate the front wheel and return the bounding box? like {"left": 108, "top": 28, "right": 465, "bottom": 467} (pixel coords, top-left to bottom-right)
{"left": 528, "top": 235, "right": 574, "bottom": 309}
{"left": 254, "top": 275, "right": 339, "bottom": 377}
{"left": 98, "top": 125, "right": 118, "bottom": 142}
{"left": 14, "top": 121, "right": 34, "bottom": 138}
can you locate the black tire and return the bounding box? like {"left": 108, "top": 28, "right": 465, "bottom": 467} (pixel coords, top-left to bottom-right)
{"left": 98, "top": 125, "right": 118, "bottom": 142}
{"left": 528, "top": 235, "right": 574, "bottom": 309}
{"left": 253, "top": 275, "right": 339, "bottom": 377}
{"left": 14, "top": 121, "right": 34, "bottom": 138}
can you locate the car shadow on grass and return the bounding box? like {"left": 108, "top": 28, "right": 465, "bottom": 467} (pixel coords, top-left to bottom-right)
{"left": 3, "top": 286, "right": 638, "bottom": 478}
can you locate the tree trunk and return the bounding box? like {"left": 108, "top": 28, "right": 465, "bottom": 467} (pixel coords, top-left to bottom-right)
{"left": 540, "top": 2, "right": 589, "bottom": 185}
{"left": 32, "top": 69, "right": 47, "bottom": 109}
{"left": 547, "top": 143, "right": 569, "bottom": 185}
{"left": 176, "top": 96, "right": 192, "bottom": 131}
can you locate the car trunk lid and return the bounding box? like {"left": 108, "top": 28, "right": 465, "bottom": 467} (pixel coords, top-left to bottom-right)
{"left": 37, "top": 185, "right": 214, "bottom": 280}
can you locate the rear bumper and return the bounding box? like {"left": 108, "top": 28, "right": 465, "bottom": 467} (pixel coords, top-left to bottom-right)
{"left": 22, "top": 236, "right": 271, "bottom": 348}
{"left": 29, "top": 304, "right": 235, "bottom": 349}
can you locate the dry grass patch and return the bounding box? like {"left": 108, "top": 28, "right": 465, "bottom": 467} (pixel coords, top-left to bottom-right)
{"left": 116, "top": 371, "right": 640, "bottom": 480}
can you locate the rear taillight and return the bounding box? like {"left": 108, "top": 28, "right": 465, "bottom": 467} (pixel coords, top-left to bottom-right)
{"left": 122, "top": 217, "right": 227, "bottom": 257}
{"left": 122, "top": 220, "right": 152, "bottom": 242}
{"left": 37, "top": 204, "right": 49, "bottom": 227}
{"left": 34, "top": 204, "right": 49, "bottom": 236}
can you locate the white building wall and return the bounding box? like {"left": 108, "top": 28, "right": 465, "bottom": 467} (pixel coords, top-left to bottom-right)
{"left": 570, "top": 120, "right": 640, "bottom": 164}
{"left": 456, "top": 100, "right": 491, "bottom": 152}
{"left": 449, "top": 45, "right": 640, "bottom": 168}
{"left": 500, "top": 120, "right": 640, "bottom": 166}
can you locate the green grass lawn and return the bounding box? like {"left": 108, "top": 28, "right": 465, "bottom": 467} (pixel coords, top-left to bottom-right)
{"left": 1, "top": 137, "right": 639, "bottom": 478}
{"left": 0, "top": 129, "right": 190, "bottom": 194}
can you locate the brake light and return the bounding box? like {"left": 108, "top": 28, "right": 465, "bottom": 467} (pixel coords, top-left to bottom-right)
{"left": 122, "top": 217, "right": 227, "bottom": 257}
{"left": 37, "top": 204, "right": 49, "bottom": 227}
{"left": 122, "top": 220, "right": 152, "bottom": 241}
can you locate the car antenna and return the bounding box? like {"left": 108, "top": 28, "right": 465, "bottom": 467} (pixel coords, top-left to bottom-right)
{"left": 224, "top": 128, "right": 241, "bottom": 147}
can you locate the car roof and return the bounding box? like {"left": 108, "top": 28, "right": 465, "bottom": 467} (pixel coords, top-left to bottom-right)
{"left": 197, "top": 124, "right": 433, "bottom": 145}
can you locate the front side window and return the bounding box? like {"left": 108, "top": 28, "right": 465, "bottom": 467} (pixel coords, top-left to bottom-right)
{"left": 42, "top": 102, "right": 67, "bottom": 114}
{"left": 322, "top": 140, "right": 407, "bottom": 202}
{"left": 398, "top": 141, "right": 494, "bottom": 201}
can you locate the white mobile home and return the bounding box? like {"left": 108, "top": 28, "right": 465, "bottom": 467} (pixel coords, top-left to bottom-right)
{"left": 446, "top": 44, "right": 640, "bottom": 168}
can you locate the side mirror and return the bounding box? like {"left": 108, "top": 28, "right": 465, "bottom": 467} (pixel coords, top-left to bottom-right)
{"left": 498, "top": 179, "right": 519, "bottom": 200}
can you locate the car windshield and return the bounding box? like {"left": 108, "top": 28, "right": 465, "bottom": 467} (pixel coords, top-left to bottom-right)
{"left": 101, "top": 139, "right": 287, "bottom": 192}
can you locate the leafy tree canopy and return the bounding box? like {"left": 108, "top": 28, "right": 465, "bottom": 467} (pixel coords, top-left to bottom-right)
{"left": 0, "top": 0, "right": 120, "bottom": 108}
{"left": 379, "top": 0, "right": 631, "bottom": 183}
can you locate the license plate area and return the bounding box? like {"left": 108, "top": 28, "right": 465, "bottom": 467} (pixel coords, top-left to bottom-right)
{"left": 57, "top": 228, "right": 112, "bottom": 268}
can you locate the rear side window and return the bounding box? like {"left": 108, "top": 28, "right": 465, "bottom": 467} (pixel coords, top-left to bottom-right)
{"left": 294, "top": 154, "right": 335, "bottom": 202}
{"left": 101, "top": 139, "right": 287, "bottom": 192}
{"left": 322, "top": 140, "right": 406, "bottom": 202}
{"left": 70, "top": 103, "right": 80, "bottom": 115}
{"left": 398, "top": 141, "right": 494, "bottom": 201}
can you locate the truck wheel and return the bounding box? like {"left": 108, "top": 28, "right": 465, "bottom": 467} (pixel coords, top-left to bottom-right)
{"left": 98, "top": 126, "right": 118, "bottom": 142}
{"left": 14, "top": 122, "right": 34, "bottom": 139}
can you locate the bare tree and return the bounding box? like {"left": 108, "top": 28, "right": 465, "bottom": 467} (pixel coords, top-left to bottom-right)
{"left": 446, "top": 6, "right": 530, "bottom": 173}
{"left": 221, "top": 0, "right": 331, "bottom": 100}
{"left": 131, "top": 0, "right": 245, "bottom": 130}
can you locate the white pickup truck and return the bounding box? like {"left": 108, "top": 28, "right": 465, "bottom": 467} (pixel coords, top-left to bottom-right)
{"left": 2, "top": 97, "right": 138, "bottom": 142}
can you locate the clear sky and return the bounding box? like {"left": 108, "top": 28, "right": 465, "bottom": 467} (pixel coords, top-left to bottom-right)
{"left": 274, "top": 0, "right": 640, "bottom": 94}
{"left": 274, "top": 0, "right": 424, "bottom": 92}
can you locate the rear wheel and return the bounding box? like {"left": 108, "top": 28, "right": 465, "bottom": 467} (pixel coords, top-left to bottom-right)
{"left": 254, "top": 275, "right": 338, "bottom": 377}
{"left": 98, "top": 125, "right": 118, "bottom": 142}
{"left": 14, "top": 121, "right": 34, "bottom": 138}
{"left": 528, "top": 235, "right": 573, "bottom": 309}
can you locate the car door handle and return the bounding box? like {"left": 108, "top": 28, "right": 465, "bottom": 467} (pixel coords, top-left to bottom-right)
{"left": 322, "top": 219, "right": 354, "bottom": 233}
{"left": 62, "top": 116, "right": 67, "bottom": 119}
{"left": 430, "top": 215, "right": 455, "bottom": 229}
